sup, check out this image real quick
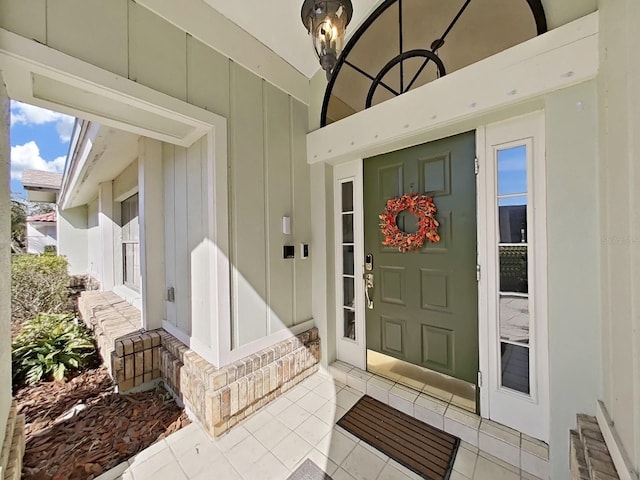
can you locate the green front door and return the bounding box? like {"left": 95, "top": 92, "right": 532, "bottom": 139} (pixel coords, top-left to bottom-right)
{"left": 364, "top": 131, "right": 478, "bottom": 384}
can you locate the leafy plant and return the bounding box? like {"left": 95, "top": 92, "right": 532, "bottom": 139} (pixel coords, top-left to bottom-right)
{"left": 12, "top": 314, "right": 96, "bottom": 386}
{"left": 11, "top": 254, "right": 71, "bottom": 324}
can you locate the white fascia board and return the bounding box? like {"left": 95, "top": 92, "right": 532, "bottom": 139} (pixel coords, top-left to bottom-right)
{"left": 59, "top": 121, "right": 100, "bottom": 210}
{"left": 307, "top": 12, "right": 599, "bottom": 164}
{"left": 136, "top": 0, "right": 310, "bottom": 105}
{"left": 0, "top": 27, "right": 223, "bottom": 147}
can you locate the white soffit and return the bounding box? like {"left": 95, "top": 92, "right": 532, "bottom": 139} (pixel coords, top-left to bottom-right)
{"left": 201, "top": 0, "right": 380, "bottom": 79}
{"left": 66, "top": 126, "right": 140, "bottom": 209}
{"left": 154, "top": 0, "right": 594, "bottom": 81}
{"left": 0, "top": 27, "right": 222, "bottom": 148}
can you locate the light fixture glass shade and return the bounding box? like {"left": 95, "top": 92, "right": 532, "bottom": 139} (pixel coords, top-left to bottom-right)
{"left": 302, "top": 0, "right": 353, "bottom": 79}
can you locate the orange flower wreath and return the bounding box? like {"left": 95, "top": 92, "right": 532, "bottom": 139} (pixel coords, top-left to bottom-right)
{"left": 379, "top": 193, "right": 440, "bottom": 252}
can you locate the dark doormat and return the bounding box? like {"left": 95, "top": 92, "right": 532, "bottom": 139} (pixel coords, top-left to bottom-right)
{"left": 337, "top": 395, "right": 459, "bottom": 480}
{"left": 286, "top": 459, "right": 334, "bottom": 480}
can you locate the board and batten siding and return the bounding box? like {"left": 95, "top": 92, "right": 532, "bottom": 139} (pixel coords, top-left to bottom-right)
{"left": 228, "top": 65, "right": 311, "bottom": 348}
{"left": 0, "top": 0, "right": 312, "bottom": 351}
{"left": 162, "top": 139, "right": 207, "bottom": 339}
{"left": 163, "top": 61, "right": 312, "bottom": 349}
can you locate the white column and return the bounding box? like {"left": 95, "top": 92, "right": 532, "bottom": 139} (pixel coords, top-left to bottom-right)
{"left": 57, "top": 206, "right": 88, "bottom": 275}
{"left": 0, "top": 74, "right": 12, "bottom": 449}
{"left": 310, "top": 162, "right": 335, "bottom": 368}
{"left": 98, "top": 182, "right": 115, "bottom": 290}
{"left": 138, "top": 137, "right": 165, "bottom": 330}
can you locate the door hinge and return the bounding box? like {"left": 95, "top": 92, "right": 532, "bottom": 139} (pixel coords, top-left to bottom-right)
{"left": 474, "top": 157, "right": 479, "bottom": 175}
{"left": 476, "top": 264, "right": 481, "bottom": 281}
{"left": 477, "top": 371, "right": 483, "bottom": 387}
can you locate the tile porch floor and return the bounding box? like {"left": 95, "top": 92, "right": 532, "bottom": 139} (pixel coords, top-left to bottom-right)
{"left": 97, "top": 364, "right": 547, "bottom": 480}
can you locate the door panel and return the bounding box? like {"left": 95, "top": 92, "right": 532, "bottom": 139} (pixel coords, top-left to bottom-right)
{"left": 364, "top": 131, "right": 478, "bottom": 384}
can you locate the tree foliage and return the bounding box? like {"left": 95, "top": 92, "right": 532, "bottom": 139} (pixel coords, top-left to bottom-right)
{"left": 11, "top": 200, "right": 27, "bottom": 253}
{"left": 11, "top": 254, "right": 71, "bottom": 324}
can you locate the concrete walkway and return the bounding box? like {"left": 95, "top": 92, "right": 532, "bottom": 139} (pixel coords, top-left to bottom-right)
{"left": 96, "top": 368, "right": 544, "bottom": 480}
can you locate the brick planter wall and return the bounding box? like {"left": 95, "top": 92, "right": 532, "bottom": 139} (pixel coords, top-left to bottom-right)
{"left": 570, "top": 414, "right": 620, "bottom": 480}
{"left": 77, "top": 290, "right": 322, "bottom": 437}
{"left": 111, "top": 331, "right": 162, "bottom": 391}
{"left": 159, "top": 328, "right": 321, "bottom": 437}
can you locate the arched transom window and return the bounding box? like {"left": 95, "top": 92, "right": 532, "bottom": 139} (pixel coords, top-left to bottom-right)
{"left": 321, "top": 0, "right": 547, "bottom": 126}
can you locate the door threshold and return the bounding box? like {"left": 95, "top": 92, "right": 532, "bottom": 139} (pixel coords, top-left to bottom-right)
{"left": 367, "top": 350, "right": 477, "bottom": 413}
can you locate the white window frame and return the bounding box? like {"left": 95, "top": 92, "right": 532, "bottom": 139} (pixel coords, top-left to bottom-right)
{"left": 478, "top": 112, "right": 549, "bottom": 442}
{"left": 121, "top": 192, "right": 141, "bottom": 291}
{"left": 333, "top": 160, "right": 366, "bottom": 370}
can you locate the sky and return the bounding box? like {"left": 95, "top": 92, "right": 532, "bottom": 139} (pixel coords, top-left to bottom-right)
{"left": 9, "top": 101, "right": 75, "bottom": 199}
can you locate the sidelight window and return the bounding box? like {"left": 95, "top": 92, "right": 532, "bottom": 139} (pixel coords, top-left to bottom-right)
{"left": 496, "top": 144, "right": 531, "bottom": 395}
{"left": 340, "top": 181, "right": 356, "bottom": 340}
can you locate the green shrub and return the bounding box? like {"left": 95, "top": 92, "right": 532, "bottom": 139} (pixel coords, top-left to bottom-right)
{"left": 12, "top": 314, "right": 96, "bottom": 386}
{"left": 43, "top": 245, "right": 57, "bottom": 255}
{"left": 11, "top": 254, "right": 71, "bottom": 324}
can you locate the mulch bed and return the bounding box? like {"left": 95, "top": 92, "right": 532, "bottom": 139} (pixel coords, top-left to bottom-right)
{"left": 14, "top": 366, "right": 190, "bottom": 480}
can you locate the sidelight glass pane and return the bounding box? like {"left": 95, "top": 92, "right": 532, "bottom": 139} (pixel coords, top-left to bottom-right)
{"left": 343, "top": 277, "right": 355, "bottom": 308}
{"left": 343, "top": 245, "right": 354, "bottom": 275}
{"left": 498, "top": 196, "right": 527, "bottom": 243}
{"left": 342, "top": 213, "right": 354, "bottom": 243}
{"left": 342, "top": 181, "right": 353, "bottom": 212}
{"left": 497, "top": 145, "right": 527, "bottom": 195}
{"left": 499, "top": 295, "right": 530, "bottom": 344}
{"left": 499, "top": 245, "right": 528, "bottom": 294}
{"left": 500, "top": 342, "right": 530, "bottom": 394}
{"left": 344, "top": 309, "right": 356, "bottom": 340}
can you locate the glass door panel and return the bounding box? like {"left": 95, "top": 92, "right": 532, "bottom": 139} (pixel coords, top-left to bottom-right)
{"left": 341, "top": 180, "right": 356, "bottom": 341}
{"left": 496, "top": 146, "right": 531, "bottom": 396}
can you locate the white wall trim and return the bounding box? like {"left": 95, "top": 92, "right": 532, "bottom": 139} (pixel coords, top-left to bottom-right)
{"left": 98, "top": 182, "right": 115, "bottom": 291}
{"left": 206, "top": 127, "right": 232, "bottom": 367}
{"left": 476, "top": 126, "right": 490, "bottom": 418}
{"left": 113, "top": 284, "right": 142, "bottom": 311}
{"left": 0, "top": 27, "right": 221, "bottom": 147}
{"left": 162, "top": 320, "right": 191, "bottom": 348}
{"left": 307, "top": 12, "right": 598, "bottom": 165}
{"left": 480, "top": 111, "right": 549, "bottom": 442}
{"left": 596, "top": 400, "right": 637, "bottom": 480}
{"left": 163, "top": 319, "right": 316, "bottom": 367}
{"left": 135, "top": 0, "right": 310, "bottom": 105}
{"left": 228, "top": 320, "right": 316, "bottom": 365}
{"left": 333, "top": 160, "right": 366, "bottom": 370}
{"left": 139, "top": 138, "right": 165, "bottom": 331}
{"left": 114, "top": 186, "right": 139, "bottom": 204}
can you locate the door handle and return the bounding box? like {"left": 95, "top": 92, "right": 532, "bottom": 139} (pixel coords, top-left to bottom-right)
{"left": 364, "top": 273, "right": 374, "bottom": 309}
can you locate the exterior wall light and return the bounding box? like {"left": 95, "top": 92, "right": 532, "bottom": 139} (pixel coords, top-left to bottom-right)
{"left": 301, "top": 0, "right": 353, "bottom": 80}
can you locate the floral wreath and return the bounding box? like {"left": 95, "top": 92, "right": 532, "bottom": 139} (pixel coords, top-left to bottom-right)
{"left": 379, "top": 193, "right": 440, "bottom": 252}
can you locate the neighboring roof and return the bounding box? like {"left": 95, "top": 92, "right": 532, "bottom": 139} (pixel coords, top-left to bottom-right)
{"left": 22, "top": 170, "right": 63, "bottom": 191}
{"left": 27, "top": 211, "right": 57, "bottom": 223}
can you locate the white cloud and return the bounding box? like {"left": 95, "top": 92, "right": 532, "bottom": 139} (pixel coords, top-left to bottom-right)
{"left": 10, "top": 101, "right": 75, "bottom": 142}
{"left": 10, "top": 141, "right": 66, "bottom": 180}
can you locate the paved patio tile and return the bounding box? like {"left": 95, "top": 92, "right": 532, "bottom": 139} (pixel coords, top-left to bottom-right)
{"left": 106, "top": 365, "right": 549, "bottom": 480}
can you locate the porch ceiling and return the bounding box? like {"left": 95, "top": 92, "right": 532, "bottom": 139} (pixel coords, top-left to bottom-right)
{"left": 65, "top": 126, "right": 140, "bottom": 209}
{"left": 200, "top": 0, "right": 596, "bottom": 78}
